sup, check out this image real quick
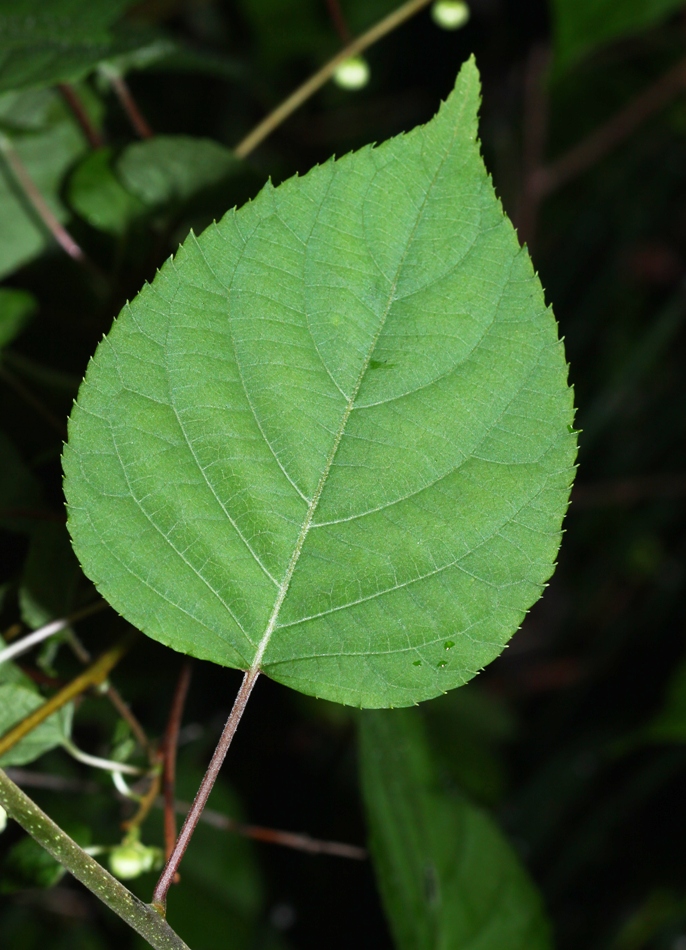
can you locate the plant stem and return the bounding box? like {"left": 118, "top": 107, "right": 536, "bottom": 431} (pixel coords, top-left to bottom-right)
{"left": 0, "top": 133, "right": 87, "bottom": 263}
{"left": 57, "top": 83, "right": 104, "bottom": 148}
{"left": 0, "top": 769, "right": 191, "bottom": 950}
{"left": 0, "top": 631, "right": 137, "bottom": 759}
{"left": 152, "top": 668, "right": 260, "bottom": 911}
{"left": 326, "top": 0, "right": 352, "bottom": 43}
{"left": 62, "top": 738, "right": 145, "bottom": 775}
{"left": 162, "top": 660, "right": 193, "bottom": 865}
{"left": 234, "top": 0, "right": 434, "bottom": 158}
{"left": 0, "top": 600, "right": 107, "bottom": 667}
{"left": 177, "top": 801, "right": 367, "bottom": 859}
{"left": 104, "top": 69, "right": 154, "bottom": 139}
{"left": 5, "top": 766, "right": 367, "bottom": 859}
{"left": 106, "top": 684, "right": 155, "bottom": 762}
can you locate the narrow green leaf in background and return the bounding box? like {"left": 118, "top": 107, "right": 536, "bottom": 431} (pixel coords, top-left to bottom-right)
{"left": 359, "top": 708, "right": 553, "bottom": 950}
{"left": 0, "top": 684, "right": 72, "bottom": 767}
{"left": 552, "top": 0, "right": 685, "bottom": 72}
{"left": 64, "top": 58, "right": 576, "bottom": 708}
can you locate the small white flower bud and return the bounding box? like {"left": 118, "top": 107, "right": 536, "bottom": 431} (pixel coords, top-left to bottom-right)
{"left": 431, "top": 1, "right": 470, "bottom": 30}
{"left": 333, "top": 56, "right": 371, "bottom": 91}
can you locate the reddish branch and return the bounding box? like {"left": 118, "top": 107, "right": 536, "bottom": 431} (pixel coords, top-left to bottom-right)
{"left": 178, "top": 801, "right": 367, "bottom": 860}
{"left": 57, "top": 84, "right": 104, "bottom": 148}
{"left": 0, "top": 136, "right": 86, "bottom": 265}
{"left": 5, "top": 767, "right": 367, "bottom": 860}
{"left": 162, "top": 660, "right": 193, "bottom": 868}
{"left": 326, "top": 0, "right": 352, "bottom": 44}
{"left": 108, "top": 73, "right": 154, "bottom": 139}
{"left": 152, "top": 669, "right": 260, "bottom": 911}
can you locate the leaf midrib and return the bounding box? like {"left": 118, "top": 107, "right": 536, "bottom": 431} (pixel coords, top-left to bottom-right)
{"left": 249, "top": 95, "right": 468, "bottom": 673}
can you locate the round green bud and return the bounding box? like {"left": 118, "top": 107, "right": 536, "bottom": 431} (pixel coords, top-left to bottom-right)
{"left": 333, "top": 56, "right": 370, "bottom": 91}
{"left": 431, "top": 1, "right": 470, "bottom": 30}
{"left": 109, "top": 841, "right": 156, "bottom": 880}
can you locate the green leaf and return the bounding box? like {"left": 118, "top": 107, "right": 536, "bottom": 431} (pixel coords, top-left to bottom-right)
{"left": 63, "top": 59, "right": 576, "bottom": 708}
{"left": 0, "top": 683, "right": 72, "bottom": 767}
{"left": 552, "top": 0, "right": 685, "bottom": 72}
{"left": 69, "top": 147, "right": 143, "bottom": 236}
{"left": 0, "top": 0, "right": 149, "bottom": 93}
{"left": 0, "top": 286, "right": 36, "bottom": 348}
{"left": 116, "top": 135, "right": 240, "bottom": 209}
{"left": 359, "top": 708, "right": 553, "bottom": 950}
{"left": 0, "top": 88, "right": 89, "bottom": 279}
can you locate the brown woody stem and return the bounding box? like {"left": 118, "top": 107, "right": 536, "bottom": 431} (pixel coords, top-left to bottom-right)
{"left": 57, "top": 83, "right": 104, "bottom": 148}
{"left": 326, "top": 0, "right": 352, "bottom": 43}
{"left": 162, "top": 660, "right": 193, "bottom": 866}
{"left": 106, "top": 71, "right": 154, "bottom": 139}
{"left": 152, "top": 668, "right": 259, "bottom": 911}
{"left": 0, "top": 133, "right": 87, "bottom": 263}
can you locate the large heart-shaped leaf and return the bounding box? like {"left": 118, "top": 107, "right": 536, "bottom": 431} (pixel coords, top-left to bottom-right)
{"left": 63, "top": 59, "right": 576, "bottom": 708}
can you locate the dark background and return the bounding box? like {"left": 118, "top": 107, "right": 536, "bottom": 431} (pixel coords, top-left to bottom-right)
{"left": 2, "top": 1, "right": 686, "bottom": 948}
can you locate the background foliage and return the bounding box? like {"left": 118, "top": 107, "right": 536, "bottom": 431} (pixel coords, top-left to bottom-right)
{"left": 1, "top": 1, "right": 686, "bottom": 948}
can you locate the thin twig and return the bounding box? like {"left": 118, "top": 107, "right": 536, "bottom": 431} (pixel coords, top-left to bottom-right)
{"left": 234, "top": 0, "right": 434, "bottom": 158}
{"left": 531, "top": 56, "right": 686, "bottom": 199}
{"left": 152, "top": 669, "right": 260, "bottom": 911}
{"left": 162, "top": 660, "right": 192, "bottom": 867}
{"left": 0, "top": 631, "right": 138, "bottom": 759}
{"left": 57, "top": 83, "right": 104, "bottom": 148}
{"left": 187, "top": 803, "right": 367, "bottom": 860}
{"left": 0, "top": 133, "right": 87, "bottom": 263}
{"left": 122, "top": 769, "right": 162, "bottom": 832}
{"left": 0, "top": 601, "right": 108, "bottom": 667}
{"left": 105, "top": 70, "right": 154, "bottom": 139}
{"left": 517, "top": 44, "right": 551, "bottom": 247}
{"left": 4, "top": 767, "right": 367, "bottom": 860}
{"left": 0, "top": 364, "right": 68, "bottom": 437}
{"left": 106, "top": 684, "right": 155, "bottom": 763}
{"left": 326, "top": 0, "right": 352, "bottom": 43}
